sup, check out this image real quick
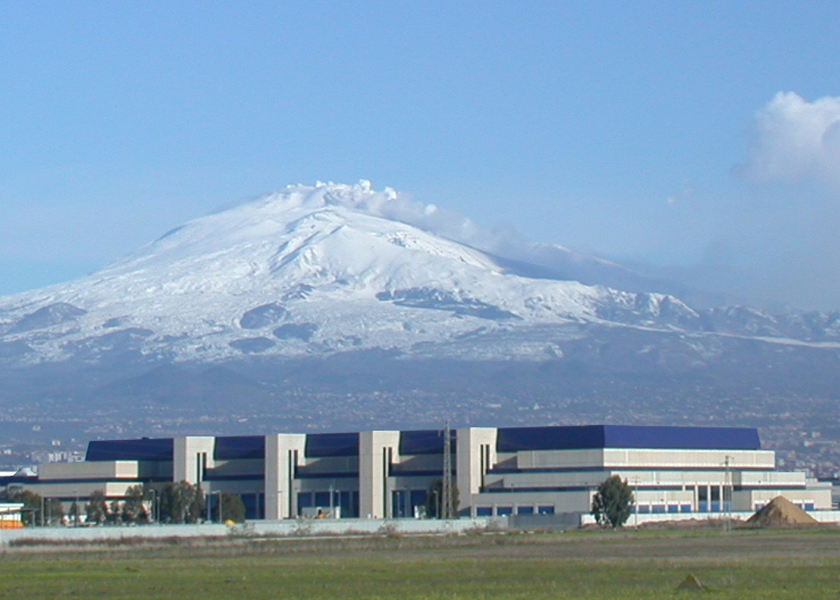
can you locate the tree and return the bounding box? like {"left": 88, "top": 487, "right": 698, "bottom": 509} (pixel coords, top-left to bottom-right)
{"left": 121, "top": 484, "right": 148, "bottom": 524}
{"left": 45, "top": 498, "right": 64, "bottom": 526}
{"left": 424, "top": 478, "right": 459, "bottom": 519}
{"left": 69, "top": 500, "right": 81, "bottom": 526}
{"left": 220, "top": 492, "right": 246, "bottom": 523}
{"left": 591, "top": 475, "right": 634, "bottom": 528}
{"left": 159, "top": 481, "right": 204, "bottom": 524}
{"left": 85, "top": 490, "right": 109, "bottom": 525}
{"left": 108, "top": 499, "right": 123, "bottom": 525}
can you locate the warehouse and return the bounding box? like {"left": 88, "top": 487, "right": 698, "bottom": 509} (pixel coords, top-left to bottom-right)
{"left": 12, "top": 424, "right": 832, "bottom": 521}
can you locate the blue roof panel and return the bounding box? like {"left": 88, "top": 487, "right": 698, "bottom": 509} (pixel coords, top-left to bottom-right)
{"left": 497, "top": 426, "right": 605, "bottom": 452}
{"left": 305, "top": 432, "right": 360, "bottom": 457}
{"left": 399, "top": 429, "right": 456, "bottom": 455}
{"left": 86, "top": 438, "right": 174, "bottom": 462}
{"left": 603, "top": 425, "right": 760, "bottom": 450}
{"left": 215, "top": 436, "right": 265, "bottom": 460}
{"left": 497, "top": 425, "right": 760, "bottom": 452}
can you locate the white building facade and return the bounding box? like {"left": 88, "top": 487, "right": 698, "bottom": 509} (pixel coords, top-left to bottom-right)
{"left": 7, "top": 425, "right": 832, "bottom": 521}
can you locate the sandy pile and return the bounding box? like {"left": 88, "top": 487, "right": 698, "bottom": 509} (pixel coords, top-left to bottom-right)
{"left": 676, "top": 573, "right": 705, "bottom": 592}
{"left": 745, "top": 495, "right": 817, "bottom": 527}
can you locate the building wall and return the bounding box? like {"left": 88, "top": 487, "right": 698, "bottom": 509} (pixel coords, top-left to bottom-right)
{"left": 456, "top": 427, "right": 497, "bottom": 513}
{"left": 264, "top": 434, "right": 305, "bottom": 520}
{"left": 359, "top": 430, "right": 401, "bottom": 519}
{"left": 14, "top": 425, "right": 834, "bottom": 523}
{"left": 38, "top": 460, "right": 139, "bottom": 481}
{"left": 173, "top": 437, "right": 215, "bottom": 484}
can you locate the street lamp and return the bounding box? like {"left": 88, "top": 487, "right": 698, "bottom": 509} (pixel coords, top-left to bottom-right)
{"left": 209, "top": 491, "right": 223, "bottom": 523}
{"left": 148, "top": 488, "right": 157, "bottom": 524}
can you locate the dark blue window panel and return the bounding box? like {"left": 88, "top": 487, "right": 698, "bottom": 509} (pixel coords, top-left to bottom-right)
{"left": 653, "top": 505, "right": 666, "bottom": 514}
{"left": 241, "top": 493, "right": 264, "bottom": 520}
{"left": 297, "top": 492, "right": 313, "bottom": 514}
{"left": 667, "top": 505, "right": 679, "bottom": 513}
{"left": 399, "top": 429, "right": 456, "bottom": 455}
{"left": 294, "top": 471, "right": 358, "bottom": 480}
{"left": 680, "top": 504, "right": 692, "bottom": 513}
{"left": 86, "top": 438, "right": 173, "bottom": 462}
{"left": 0, "top": 475, "right": 39, "bottom": 486}
{"left": 305, "top": 432, "right": 360, "bottom": 457}
{"left": 517, "top": 506, "right": 534, "bottom": 515}
{"left": 805, "top": 503, "right": 815, "bottom": 511}
{"left": 338, "top": 491, "right": 359, "bottom": 518}
{"left": 497, "top": 506, "right": 513, "bottom": 516}
{"left": 497, "top": 426, "right": 605, "bottom": 452}
{"left": 215, "top": 436, "right": 264, "bottom": 460}
{"left": 476, "top": 507, "right": 492, "bottom": 516}
{"left": 203, "top": 473, "right": 264, "bottom": 482}
{"left": 410, "top": 489, "right": 427, "bottom": 511}
{"left": 538, "top": 506, "right": 555, "bottom": 515}
{"left": 392, "top": 490, "right": 410, "bottom": 519}
{"left": 496, "top": 425, "right": 760, "bottom": 452}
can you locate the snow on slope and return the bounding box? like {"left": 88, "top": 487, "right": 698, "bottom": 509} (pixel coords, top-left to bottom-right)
{"left": 0, "top": 181, "right": 699, "bottom": 364}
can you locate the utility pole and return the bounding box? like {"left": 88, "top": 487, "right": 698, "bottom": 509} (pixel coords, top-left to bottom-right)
{"left": 724, "top": 455, "right": 732, "bottom": 533}
{"left": 442, "top": 421, "right": 453, "bottom": 520}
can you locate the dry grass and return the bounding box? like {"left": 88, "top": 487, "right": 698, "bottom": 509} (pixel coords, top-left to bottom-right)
{"left": 1, "top": 528, "right": 839, "bottom": 599}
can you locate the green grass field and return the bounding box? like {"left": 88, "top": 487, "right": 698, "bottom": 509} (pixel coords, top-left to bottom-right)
{"left": 1, "top": 528, "right": 839, "bottom": 599}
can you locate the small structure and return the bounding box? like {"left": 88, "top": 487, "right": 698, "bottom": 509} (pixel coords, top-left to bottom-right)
{"left": 0, "top": 503, "right": 25, "bottom": 529}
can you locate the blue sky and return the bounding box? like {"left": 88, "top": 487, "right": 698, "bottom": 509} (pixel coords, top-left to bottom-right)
{"left": 2, "top": 1, "right": 840, "bottom": 309}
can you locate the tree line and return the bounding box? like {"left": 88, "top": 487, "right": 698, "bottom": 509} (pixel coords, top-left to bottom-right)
{"left": 3, "top": 482, "right": 246, "bottom": 526}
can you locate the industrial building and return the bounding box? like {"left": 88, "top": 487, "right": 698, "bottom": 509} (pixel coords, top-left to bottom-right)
{"left": 8, "top": 425, "right": 832, "bottom": 521}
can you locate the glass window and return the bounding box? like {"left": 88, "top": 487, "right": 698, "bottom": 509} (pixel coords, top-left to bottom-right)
{"left": 392, "top": 490, "right": 409, "bottom": 519}
{"left": 496, "top": 506, "right": 513, "bottom": 516}
{"left": 517, "top": 506, "right": 534, "bottom": 515}
{"left": 538, "top": 506, "right": 555, "bottom": 515}
{"left": 297, "top": 492, "right": 313, "bottom": 515}
{"left": 476, "top": 507, "right": 492, "bottom": 517}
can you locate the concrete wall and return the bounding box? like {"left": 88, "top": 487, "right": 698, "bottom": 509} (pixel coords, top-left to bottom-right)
{"left": 174, "top": 437, "right": 216, "bottom": 484}
{"left": 359, "top": 431, "right": 400, "bottom": 519}
{"left": 38, "top": 460, "right": 139, "bottom": 481}
{"left": 264, "top": 434, "right": 306, "bottom": 520}
{"left": 0, "top": 517, "right": 504, "bottom": 547}
{"left": 456, "top": 427, "right": 497, "bottom": 513}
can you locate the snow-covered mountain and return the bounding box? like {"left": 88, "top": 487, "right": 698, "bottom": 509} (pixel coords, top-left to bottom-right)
{"left": 4, "top": 181, "right": 840, "bottom": 471}
{"left": 0, "top": 181, "right": 711, "bottom": 365}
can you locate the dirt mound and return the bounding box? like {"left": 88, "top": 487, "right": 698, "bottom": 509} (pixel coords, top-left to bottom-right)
{"left": 746, "top": 496, "right": 817, "bottom": 527}
{"left": 676, "top": 573, "right": 705, "bottom": 592}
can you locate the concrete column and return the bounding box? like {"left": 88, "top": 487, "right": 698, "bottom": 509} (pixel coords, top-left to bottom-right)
{"left": 173, "top": 436, "right": 216, "bottom": 485}
{"left": 456, "top": 427, "right": 498, "bottom": 513}
{"left": 264, "top": 434, "right": 306, "bottom": 520}
{"left": 359, "top": 431, "right": 400, "bottom": 519}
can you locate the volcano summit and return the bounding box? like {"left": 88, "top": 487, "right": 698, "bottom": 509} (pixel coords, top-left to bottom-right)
{"left": 0, "top": 181, "right": 709, "bottom": 365}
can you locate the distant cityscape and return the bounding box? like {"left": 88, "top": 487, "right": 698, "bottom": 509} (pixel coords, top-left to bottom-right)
{"left": 2, "top": 384, "right": 839, "bottom": 481}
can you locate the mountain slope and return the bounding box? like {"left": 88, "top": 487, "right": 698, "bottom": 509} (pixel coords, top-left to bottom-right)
{"left": 0, "top": 181, "right": 709, "bottom": 365}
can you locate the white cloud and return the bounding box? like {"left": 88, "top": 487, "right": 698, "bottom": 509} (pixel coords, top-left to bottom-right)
{"left": 743, "top": 91, "right": 840, "bottom": 187}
